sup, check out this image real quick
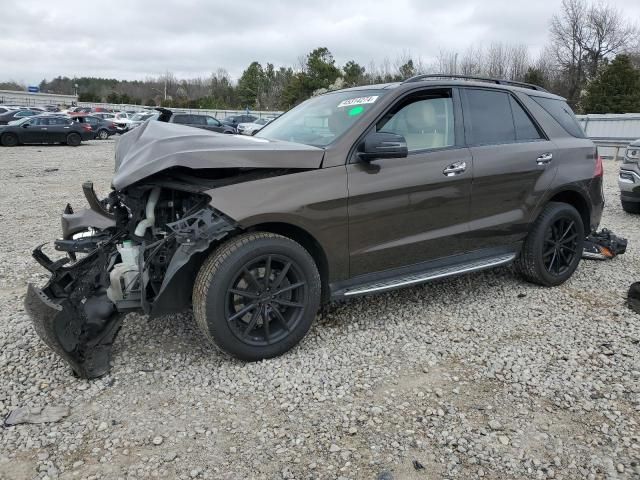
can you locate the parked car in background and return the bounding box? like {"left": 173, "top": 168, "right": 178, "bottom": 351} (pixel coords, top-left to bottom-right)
{"left": 0, "top": 115, "right": 93, "bottom": 146}
{"left": 44, "top": 105, "right": 60, "bottom": 112}
{"left": 0, "top": 106, "right": 15, "bottom": 115}
{"left": 128, "top": 111, "right": 158, "bottom": 129}
{"left": 91, "top": 112, "right": 116, "bottom": 120}
{"left": 170, "top": 113, "right": 235, "bottom": 133}
{"left": 72, "top": 115, "right": 118, "bottom": 140}
{"left": 0, "top": 109, "right": 40, "bottom": 125}
{"left": 221, "top": 114, "right": 257, "bottom": 130}
{"left": 619, "top": 139, "right": 640, "bottom": 213}
{"left": 112, "top": 112, "right": 134, "bottom": 133}
{"left": 237, "top": 117, "right": 273, "bottom": 135}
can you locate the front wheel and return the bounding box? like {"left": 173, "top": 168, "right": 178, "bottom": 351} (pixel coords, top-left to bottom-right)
{"left": 66, "top": 133, "right": 81, "bottom": 146}
{"left": 1, "top": 133, "right": 18, "bottom": 147}
{"left": 622, "top": 200, "right": 640, "bottom": 214}
{"left": 516, "top": 202, "right": 584, "bottom": 286}
{"left": 193, "top": 232, "right": 321, "bottom": 361}
{"left": 97, "top": 129, "right": 109, "bottom": 140}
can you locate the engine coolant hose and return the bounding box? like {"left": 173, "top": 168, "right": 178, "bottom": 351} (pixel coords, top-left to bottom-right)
{"left": 134, "top": 187, "right": 161, "bottom": 237}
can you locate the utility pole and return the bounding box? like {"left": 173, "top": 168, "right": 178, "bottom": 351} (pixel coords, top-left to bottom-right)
{"left": 164, "top": 69, "right": 168, "bottom": 102}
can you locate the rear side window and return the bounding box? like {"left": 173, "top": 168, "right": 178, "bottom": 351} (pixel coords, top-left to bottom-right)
{"left": 172, "top": 114, "right": 190, "bottom": 124}
{"left": 510, "top": 97, "right": 542, "bottom": 141}
{"left": 531, "top": 96, "right": 585, "bottom": 138}
{"left": 464, "top": 89, "right": 515, "bottom": 145}
{"left": 190, "top": 116, "right": 206, "bottom": 125}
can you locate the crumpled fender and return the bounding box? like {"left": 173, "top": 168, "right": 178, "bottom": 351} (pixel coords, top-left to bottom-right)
{"left": 61, "top": 181, "right": 116, "bottom": 240}
{"left": 25, "top": 244, "right": 121, "bottom": 379}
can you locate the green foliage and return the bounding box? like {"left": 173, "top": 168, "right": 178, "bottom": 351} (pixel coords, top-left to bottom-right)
{"left": 343, "top": 60, "right": 365, "bottom": 86}
{"left": 398, "top": 59, "right": 415, "bottom": 80}
{"left": 583, "top": 55, "right": 640, "bottom": 114}
{"left": 237, "top": 61, "right": 265, "bottom": 108}
{"left": 523, "top": 67, "right": 547, "bottom": 89}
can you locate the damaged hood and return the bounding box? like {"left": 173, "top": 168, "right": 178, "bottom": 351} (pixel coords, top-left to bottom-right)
{"left": 112, "top": 120, "right": 325, "bottom": 190}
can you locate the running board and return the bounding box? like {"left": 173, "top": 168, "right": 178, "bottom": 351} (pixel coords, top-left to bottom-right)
{"left": 341, "top": 253, "right": 516, "bottom": 297}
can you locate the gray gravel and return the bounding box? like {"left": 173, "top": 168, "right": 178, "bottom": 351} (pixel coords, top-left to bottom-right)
{"left": 1, "top": 140, "right": 639, "bottom": 480}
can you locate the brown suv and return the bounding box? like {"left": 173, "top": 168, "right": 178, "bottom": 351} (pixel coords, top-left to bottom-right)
{"left": 25, "top": 75, "right": 604, "bottom": 378}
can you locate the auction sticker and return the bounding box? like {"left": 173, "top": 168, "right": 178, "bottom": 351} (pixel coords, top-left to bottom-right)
{"left": 337, "top": 96, "right": 379, "bottom": 108}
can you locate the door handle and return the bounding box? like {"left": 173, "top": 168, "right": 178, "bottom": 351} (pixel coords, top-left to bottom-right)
{"left": 536, "top": 152, "right": 553, "bottom": 165}
{"left": 443, "top": 161, "right": 467, "bottom": 176}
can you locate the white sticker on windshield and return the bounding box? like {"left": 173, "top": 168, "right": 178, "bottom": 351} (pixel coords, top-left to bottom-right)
{"left": 337, "top": 96, "right": 379, "bottom": 108}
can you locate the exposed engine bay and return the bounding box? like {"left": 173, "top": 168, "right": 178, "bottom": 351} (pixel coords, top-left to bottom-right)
{"left": 26, "top": 179, "right": 237, "bottom": 378}
{"left": 24, "top": 120, "right": 324, "bottom": 378}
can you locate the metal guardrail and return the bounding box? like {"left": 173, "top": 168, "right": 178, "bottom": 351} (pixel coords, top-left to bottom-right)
{"left": 576, "top": 114, "right": 640, "bottom": 160}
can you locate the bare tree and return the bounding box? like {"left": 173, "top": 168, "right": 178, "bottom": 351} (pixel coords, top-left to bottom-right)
{"left": 487, "top": 43, "right": 507, "bottom": 77}
{"left": 550, "top": 0, "right": 638, "bottom": 106}
{"left": 459, "top": 46, "right": 484, "bottom": 76}
{"left": 507, "top": 44, "right": 530, "bottom": 81}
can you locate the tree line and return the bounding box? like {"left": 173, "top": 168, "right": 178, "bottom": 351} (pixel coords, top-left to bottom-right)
{"left": 4, "top": 0, "right": 639, "bottom": 114}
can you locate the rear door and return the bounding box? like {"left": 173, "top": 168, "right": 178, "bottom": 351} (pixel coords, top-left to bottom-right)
{"left": 461, "top": 88, "right": 557, "bottom": 249}
{"left": 347, "top": 87, "right": 473, "bottom": 276}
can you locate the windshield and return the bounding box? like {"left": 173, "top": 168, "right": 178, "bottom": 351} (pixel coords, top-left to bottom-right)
{"left": 9, "top": 117, "right": 31, "bottom": 125}
{"left": 256, "top": 89, "right": 386, "bottom": 147}
{"left": 131, "top": 113, "right": 153, "bottom": 121}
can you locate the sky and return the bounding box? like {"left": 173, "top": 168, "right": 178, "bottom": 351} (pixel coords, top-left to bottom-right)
{"left": 2, "top": 0, "right": 639, "bottom": 85}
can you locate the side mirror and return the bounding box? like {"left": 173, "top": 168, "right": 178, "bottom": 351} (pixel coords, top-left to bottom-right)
{"left": 358, "top": 132, "right": 408, "bottom": 161}
{"left": 22, "top": 123, "right": 30, "bottom": 128}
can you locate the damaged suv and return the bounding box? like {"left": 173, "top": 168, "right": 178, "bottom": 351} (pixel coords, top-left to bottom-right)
{"left": 26, "top": 75, "right": 604, "bottom": 378}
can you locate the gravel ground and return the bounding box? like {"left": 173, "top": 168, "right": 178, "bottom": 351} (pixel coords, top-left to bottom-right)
{"left": 0, "top": 139, "right": 639, "bottom": 480}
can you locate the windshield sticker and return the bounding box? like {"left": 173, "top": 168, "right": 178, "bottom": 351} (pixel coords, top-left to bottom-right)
{"left": 348, "top": 105, "right": 365, "bottom": 116}
{"left": 337, "top": 96, "right": 379, "bottom": 108}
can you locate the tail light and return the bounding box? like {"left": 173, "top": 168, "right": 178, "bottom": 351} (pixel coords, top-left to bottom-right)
{"left": 82, "top": 124, "right": 92, "bottom": 131}
{"left": 594, "top": 152, "right": 603, "bottom": 178}
{"left": 109, "top": 123, "right": 116, "bottom": 129}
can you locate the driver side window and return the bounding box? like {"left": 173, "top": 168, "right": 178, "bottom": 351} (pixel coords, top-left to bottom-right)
{"left": 377, "top": 90, "right": 455, "bottom": 152}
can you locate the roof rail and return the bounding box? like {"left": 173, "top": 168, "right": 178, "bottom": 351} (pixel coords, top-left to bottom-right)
{"left": 402, "top": 74, "right": 548, "bottom": 92}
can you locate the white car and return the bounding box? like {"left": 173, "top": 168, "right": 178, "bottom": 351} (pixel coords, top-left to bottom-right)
{"left": 237, "top": 117, "right": 273, "bottom": 135}
{"left": 112, "top": 112, "right": 135, "bottom": 132}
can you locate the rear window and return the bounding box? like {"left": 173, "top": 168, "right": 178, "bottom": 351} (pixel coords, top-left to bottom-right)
{"left": 172, "top": 114, "right": 190, "bottom": 124}
{"left": 531, "top": 96, "right": 585, "bottom": 138}
{"left": 464, "top": 89, "right": 515, "bottom": 145}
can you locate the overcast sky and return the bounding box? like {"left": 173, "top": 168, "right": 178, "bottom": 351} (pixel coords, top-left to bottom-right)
{"left": 2, "top": 0, "right": 639, "bottom": 85}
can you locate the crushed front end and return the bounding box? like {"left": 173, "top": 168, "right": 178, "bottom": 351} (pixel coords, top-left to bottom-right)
{"left": 25, "top": 180, "right": 235, "bottom": 378}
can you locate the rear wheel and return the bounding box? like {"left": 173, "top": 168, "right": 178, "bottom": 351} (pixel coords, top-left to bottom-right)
{"left": 66, "top": 133, "right": 81, "bottom": 146}
{"left": 97, "top": 129, "right": 109, "bottom": 140}
{"left": 621, "top": 200, "right": 640, "bottom": 214}
{"left": 1, "top": 132, "right": 18, "bottom": 147}
{"left": 193, "top": 232, "right": 321, "bottom": 361}
{"left": 516, "top": 202, "right": 584, "bottom": 286}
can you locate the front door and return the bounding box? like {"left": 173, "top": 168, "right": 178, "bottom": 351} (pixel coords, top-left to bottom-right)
{"left": 20, "top": 118, "right": 45, "bottom": 143}
{"left": 460, "top": 88, "right": 558, "bottom": 249}
{"left": 347, "top": 88, "right": 473, "bottom": 277}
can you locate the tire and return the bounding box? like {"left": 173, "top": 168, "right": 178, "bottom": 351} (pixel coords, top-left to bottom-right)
{"left": 621, "top": 200, "right": 640, "bottom": 214}
{"left": 97, "top": 129, "right": 109, "bottom": 140}
{"left": 1, "top": 132, "right": 18, "bottom": 147}
{"left": 193, "top": 232, "right": 321, "bottom": 361}
{"left": 516, "top": 202, "right": 584, "bottom": 287}
{"left": 66, "top": 133, "right": 81, "bottom": 146}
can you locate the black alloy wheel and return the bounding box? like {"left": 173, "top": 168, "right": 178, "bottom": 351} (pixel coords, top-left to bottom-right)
{"left": 543, "top": 217, "right": 580, "bottom": 276}
{"left": 225, "top": 254, "right": 307, "bottom": 347}
{"left": 1, "top": 133, "right": 18, "bottom": 147}
{"left": 516, "top": 202, "right": 584, "bottom": 286}
{"left": 193, "top": 232, "right": 321, "bottom": 360}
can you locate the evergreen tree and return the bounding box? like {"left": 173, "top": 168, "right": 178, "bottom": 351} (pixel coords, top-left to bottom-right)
{"left": 583, "top": 55, "right": 640, "bottom": 114}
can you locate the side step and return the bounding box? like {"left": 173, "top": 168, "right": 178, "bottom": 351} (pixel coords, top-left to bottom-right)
{"left": 342, "top": 253, "right": 516, "bottom": 297}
